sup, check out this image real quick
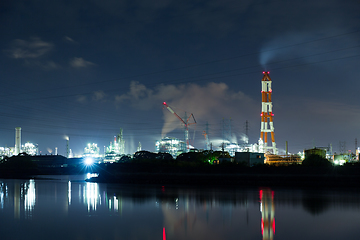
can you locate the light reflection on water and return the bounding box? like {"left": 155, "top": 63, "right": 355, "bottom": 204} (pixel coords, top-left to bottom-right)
{"left": 84, "top": 182, "right": 99, "bottom": 212}
{"left": 24, "top": 179, "right": 36, "bottom": 216}
{"left": 0, "top": 175, "right": 360, "bottom": 240}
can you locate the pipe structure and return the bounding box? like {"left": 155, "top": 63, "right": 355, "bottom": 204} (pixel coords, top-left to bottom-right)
{"left": 260, "top": 72, "right": 277, "bottom": 154}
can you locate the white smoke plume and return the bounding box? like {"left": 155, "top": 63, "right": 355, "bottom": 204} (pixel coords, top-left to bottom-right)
{"left": 115, "top": 81, "right": 258, "bottom": 138}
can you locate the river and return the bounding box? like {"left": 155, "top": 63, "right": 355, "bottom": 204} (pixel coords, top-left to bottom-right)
{"left": 0, "top": 174, "right": 360, "bottom": 240}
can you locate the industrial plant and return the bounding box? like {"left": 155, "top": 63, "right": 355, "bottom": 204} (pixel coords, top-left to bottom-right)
{"left": 104, "top": 129, "right": 126, "bottom": 163}
{"left": 155, "top": 137, "right": 186, "bottom": 158}
{"left": 0, "top": 72, "right": 358, "bottom": 166}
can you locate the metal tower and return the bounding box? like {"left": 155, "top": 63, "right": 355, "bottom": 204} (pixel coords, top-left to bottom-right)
{"left": 260, "top": 71, "right": 277, "bottom": 154}
{"left": 203, "top": 122, "right": 210, "bottom": 150}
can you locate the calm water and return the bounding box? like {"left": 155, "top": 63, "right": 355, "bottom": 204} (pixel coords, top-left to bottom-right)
{"left": 1, "top": 174, "right": 360, "bottom": 240}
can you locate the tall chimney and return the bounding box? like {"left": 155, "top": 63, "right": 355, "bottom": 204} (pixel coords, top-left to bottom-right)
{"left": 15, "top": 127, "right": 21, "bottom": 155}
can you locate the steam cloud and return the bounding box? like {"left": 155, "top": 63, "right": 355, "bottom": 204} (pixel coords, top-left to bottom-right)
{"left": 115, "top": 81, "right": 257, "bottom": 138}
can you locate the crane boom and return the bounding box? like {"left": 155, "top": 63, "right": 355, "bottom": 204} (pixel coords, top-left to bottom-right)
{"left": 162, "top": 102, "right": 196, "bottom": 152}
{"left": 163, "top": 102, "right": 186, "bottom": 125}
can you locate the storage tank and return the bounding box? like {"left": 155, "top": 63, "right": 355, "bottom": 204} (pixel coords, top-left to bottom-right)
{"left": 304, "top": 148, "right": 326, "bottom": 159}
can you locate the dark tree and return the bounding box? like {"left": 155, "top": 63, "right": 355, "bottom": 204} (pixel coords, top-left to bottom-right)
{"left": 156, "top": 152, "right": 173, "bottom": 161}
{"left": 133, "top": 151, "right": 158, "bottom": 161}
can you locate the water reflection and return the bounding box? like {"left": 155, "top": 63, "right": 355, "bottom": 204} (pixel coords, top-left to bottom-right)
{"left": 83, "top": 182, "right": 99, "bottom": 212}
{"left": 0, "top": 180, "right": 37, "bottom": 219}
{"left": 24, "top": 179, "right": 36, "bottom": 217}
{"left": 260, "top": 188, "right": 275, "bottom": 240}
{"left": 302, "top": 190, "right": 331, "bottom": 215}
{"left": 1, "top": 177, "right": 360, "bottom": 240}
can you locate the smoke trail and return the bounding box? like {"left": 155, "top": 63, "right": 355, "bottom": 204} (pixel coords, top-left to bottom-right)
{"left": 259, "top": 30, "right": 359, "bottom": 69}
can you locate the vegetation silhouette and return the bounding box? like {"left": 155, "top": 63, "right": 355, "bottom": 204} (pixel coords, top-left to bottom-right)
{"left": 0, "top": 153, "right": 38, "bottom": 176}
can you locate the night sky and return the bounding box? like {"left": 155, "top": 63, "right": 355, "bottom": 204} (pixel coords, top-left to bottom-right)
{"left": 1, "top": 0, "right": 359, "bottom": 156}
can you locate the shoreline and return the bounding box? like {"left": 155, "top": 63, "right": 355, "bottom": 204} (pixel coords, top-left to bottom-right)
{"left": 86, "top": 171, "right": 360, "bottom": 189}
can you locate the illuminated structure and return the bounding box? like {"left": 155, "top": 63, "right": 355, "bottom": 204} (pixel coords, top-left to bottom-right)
{"left": 260, "top": 72, "right": 277, "bottom": 154}
{"left": 265, "top": 154, "right": 301, "bottom": 166}
{"left": 83, "top": 143, "right": 101, "bottom": 158}
{"left": 163, "top": 102, "right": 196, "bottom": 152}
{"left": 116, "top": 128, "right": 125, "bottom": 154}
{"left": 15, "top": 127, "right": 21, "bottom": 155}
{"left": 22, "top": 142, "right": 38, "bottom": 156}
{"left": 155, "top": 137, "right": 186, "bottom": 157}
{"left": 223, "top": 142, "right": 242, "bottom": 157}
{"left": 0, "top": 147, "right": 12, "bottom": 159}
{"left": 104, "top": 129, "right": 126, "bottom": 163}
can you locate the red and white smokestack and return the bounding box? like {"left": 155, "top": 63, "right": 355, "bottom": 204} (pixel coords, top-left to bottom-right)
{"left": 260, "top": 72, "right": 277, "bottom": 154}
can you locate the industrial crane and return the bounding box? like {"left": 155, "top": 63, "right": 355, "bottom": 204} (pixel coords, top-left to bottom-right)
{"left": 163, "top": 102, "right": 196, "bottom": 152}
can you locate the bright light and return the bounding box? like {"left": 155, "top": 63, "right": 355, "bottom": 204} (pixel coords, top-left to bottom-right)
{"left": 86, "top": 173, "right": 99, "bottom": 179}
{"left": 334, "top": 160, "right": 346, "bottom": 166}
{"left": 84, "top": 157, "right": 94, "bottom": 166}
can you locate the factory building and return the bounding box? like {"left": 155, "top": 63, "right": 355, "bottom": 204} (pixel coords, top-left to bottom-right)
{"left": 235, "top": 152, "right": 264, "bottom": 166}
{"left": 0, "top": 128, "right": 38, "bottom": 158}
{"left": 22, "top": 142, "right": 38, "bottom": 156}
{"left": 0, "top": 147, "right": 12, "bottom": 159}
{"left": 333, "top": 153, "right": 356, "bottom": 165}
{"left": 83, "top": 143, "right": 101, "bottom": 158}
{"left": 224, "top": 143, "right": 242, "bottom": 157}
{"left": 265, "top": 154, "right": 302, "bottom": 166}
{"left": 104, "top": 129, "right": 126, "bottom": 163}
{"left": 155, "top": 137, "right": 186, "bottom": 157}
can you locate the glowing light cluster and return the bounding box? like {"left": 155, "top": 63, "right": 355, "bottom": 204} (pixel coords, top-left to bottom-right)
{"left": 83, "top": 143, "right": 101, "bottom": 158}
{"left": 22, "top": 142, "right": 38, "bottom": 156}
{"left": 155, "top": 137, "right": 186, "bottom": 157}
